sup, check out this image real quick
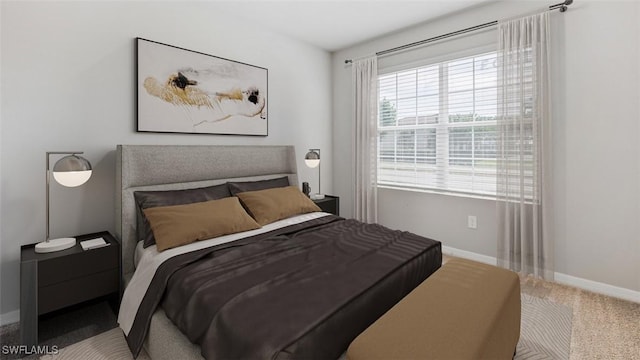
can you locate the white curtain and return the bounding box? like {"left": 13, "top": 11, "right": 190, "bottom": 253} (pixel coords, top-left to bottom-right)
{"left": 496, "top": 12, "right": 554, "bottom": 280}
{"left": 352, "top": 57, "right": 378, "bottom": 223}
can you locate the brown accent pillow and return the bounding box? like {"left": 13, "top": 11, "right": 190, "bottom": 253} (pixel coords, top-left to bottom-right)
{"left": 227, "top": 176, "right": 290, "bottom": 196}
{"left": 143, "top": 197, "right": 260, "bottom": 252}
{"left": 235, "top": 186, "right": 322, "bottom": 226}
{"left": 134, "top": 184, "right": 231, "bottom": 248}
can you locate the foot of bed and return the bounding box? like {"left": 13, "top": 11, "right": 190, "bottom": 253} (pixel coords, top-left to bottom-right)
{"left": 347, "top": 258, "right": 522, "bottom": 360}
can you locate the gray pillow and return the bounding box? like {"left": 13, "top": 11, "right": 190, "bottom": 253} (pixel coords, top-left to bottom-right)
{"left": 134, "top": 184, "right": 231, "bottom": 248}
{"left": 227, "top": 176, "right": 290, "bottom": 195}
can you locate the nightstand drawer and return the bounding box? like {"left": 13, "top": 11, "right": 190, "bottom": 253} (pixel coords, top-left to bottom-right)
{"left": 38, "top": 243, "right": 118, "bottom": 287}
{"left": 38, "top": 268, "right": 120, "bottom": 314}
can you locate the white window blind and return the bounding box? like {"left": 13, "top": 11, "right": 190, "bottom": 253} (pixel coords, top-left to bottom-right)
{"left": 378, "top": 51, "right": 498, "bottom": 196}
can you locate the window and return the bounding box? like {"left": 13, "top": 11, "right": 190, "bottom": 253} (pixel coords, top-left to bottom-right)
{"left": 378, "top": 51, "right": 498, "bottom": 197}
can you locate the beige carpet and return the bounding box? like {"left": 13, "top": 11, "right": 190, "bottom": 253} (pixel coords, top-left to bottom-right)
{"left": 520, "top": 274, "right": 640, "bottom": 360}
{"left": 40, "top": 330, "right": 149, "bottom": 360}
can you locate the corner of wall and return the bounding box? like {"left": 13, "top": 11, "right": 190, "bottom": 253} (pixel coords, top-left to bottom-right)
{"left": 0, "top": 310, "right": 19, "bottom": 327}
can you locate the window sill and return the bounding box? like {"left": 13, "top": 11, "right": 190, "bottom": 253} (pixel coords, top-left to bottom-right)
{"left": 377, "top": 184, "right": 497, "bottom": 202}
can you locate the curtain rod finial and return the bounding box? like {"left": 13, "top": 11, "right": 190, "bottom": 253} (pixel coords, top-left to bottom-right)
{"left": 345, "top": 59, "right": 352, "bottom": 64}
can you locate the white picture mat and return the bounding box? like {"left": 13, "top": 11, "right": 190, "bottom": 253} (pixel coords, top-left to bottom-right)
{"left": 136, "top": 38, "right": 268, "bottom": 135}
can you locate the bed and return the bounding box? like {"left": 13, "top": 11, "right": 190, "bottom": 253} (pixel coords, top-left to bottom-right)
{"left": 115, "top": 144, "right": 442, "bottom": 360}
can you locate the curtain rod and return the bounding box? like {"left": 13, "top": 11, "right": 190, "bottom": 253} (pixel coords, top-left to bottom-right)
{"left": 344, "top": 0, "right": 573, "bottom": 64}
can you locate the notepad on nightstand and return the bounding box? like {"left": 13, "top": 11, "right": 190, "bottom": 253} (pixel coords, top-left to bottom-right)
{"left": 80, "top": 237, "right": 110, "bottom": 250}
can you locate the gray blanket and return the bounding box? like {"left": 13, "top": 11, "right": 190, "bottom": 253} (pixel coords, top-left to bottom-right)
{"left": 126, "top": 215, "right": 441, "bottom": 359}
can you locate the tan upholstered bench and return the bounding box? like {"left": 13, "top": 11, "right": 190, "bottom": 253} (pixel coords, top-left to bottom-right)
{"left": 347, "top": 258, "right": 521, "bottom": 360}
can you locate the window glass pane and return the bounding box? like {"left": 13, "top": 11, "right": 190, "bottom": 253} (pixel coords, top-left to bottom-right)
{"left": 417, "top": 95, "right": 438, "bottom": 124}
{"left": 475, "top": 53, "right": 497, "bottom": 89}
{"left": 449, "top": 90, "right": 473, "bottom": 122}
{"left": 396, "top": 130, "right": 415, "bottom": 163}
{"left": 397, "top": 97, "right": 417, "bottom": 125}
{"left": 379, "top": 99, "right": 397, "bottom": 126}
{"left": 448, "top": 58, "right": 473, "bottom": 92}
{"left": 379, "top": 74, "right": 396, "bottom": 100}
{"left": 397, "top": 70, "right": 416, "bottom": 100}
{"left": 475, "top": 87, "right": 497, "bottom": 120}
{"left": 474, "top": 125, "right": 497, "bottom": 161}
{"left": 449, "top": 127, "right": 472, "bottom": 166}
{"left": 416, "top": 129, "right": 436, "bottom": 165}
{"left": 417, "top": 66, "right": 439, "bottom": 97}
{"left": 379, "top": 131, "right": 395, "bottom": 162}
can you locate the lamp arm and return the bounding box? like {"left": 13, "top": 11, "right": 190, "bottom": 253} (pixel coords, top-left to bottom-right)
{"left": 318, "top": 160, "right": 321, "bottom": 195}
{"left": 45, "top": 151, "right": 84, "bottom": 242}
{"left": 46, "top": 153, "right": 50, "bottom": 241}
{"left": 317, "top": 149, "right": 321, "bottom": 195}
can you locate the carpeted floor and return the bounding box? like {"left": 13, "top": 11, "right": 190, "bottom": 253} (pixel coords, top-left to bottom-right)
{"left": 0, "top": 299, "right": 117, "bottom": 360}
{"left": 39, "top": 329, "right": 150, "bottom": 360}
{"left": 519, "top": 274, "right": 640, "bottom": 360}
{"left": 1, "top": 259, "right": 639, "bottom": 360}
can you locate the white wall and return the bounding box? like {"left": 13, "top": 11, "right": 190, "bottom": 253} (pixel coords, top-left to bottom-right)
{"left": 332, "top": 1, "right": 640, "bottom": 295}
{"left": 0, "top": 1, "right": 332, "bottom": 319}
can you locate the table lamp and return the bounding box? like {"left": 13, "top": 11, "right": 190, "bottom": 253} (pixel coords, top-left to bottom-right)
{"left": 304, "top": 149, "right": 324, "bottom": 200}
{"left": 35, "top": 152, "right": 92, "bottom": 253}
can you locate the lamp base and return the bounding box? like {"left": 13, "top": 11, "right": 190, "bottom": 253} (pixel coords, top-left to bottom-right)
{"left": 35, "top": 237, "right": 76, "bottom": 253}
{"left": 310, "top": 193, "right": 325, "bottom": 200}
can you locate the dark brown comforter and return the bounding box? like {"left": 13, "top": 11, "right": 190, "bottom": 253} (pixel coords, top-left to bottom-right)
{"left": 126, "top": 215, "right": 441, "bottom": 359}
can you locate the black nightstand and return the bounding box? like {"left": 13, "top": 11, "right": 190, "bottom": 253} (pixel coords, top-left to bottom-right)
{"left": 20, "top": 231, "right": 122, "bottom": 347}
{"left": 313, "top": 195, "right": 340, "bottom": 216}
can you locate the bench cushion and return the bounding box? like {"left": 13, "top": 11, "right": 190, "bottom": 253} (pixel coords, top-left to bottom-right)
{"left": 347, "top": 258, "right": 521, "bottom": 360}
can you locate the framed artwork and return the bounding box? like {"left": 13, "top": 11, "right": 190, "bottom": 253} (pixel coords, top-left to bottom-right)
{"left": 136, "top": 38, "right": 268, "bottom": 136}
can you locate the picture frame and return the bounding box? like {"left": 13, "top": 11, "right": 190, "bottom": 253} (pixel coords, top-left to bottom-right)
{"left": 136, "top": 38, "right": 268, "bottom": 136}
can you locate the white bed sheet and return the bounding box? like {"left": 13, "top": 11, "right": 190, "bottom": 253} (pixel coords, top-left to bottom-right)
{"left": 134, "top": 240, "right": 145, "bottom": 269}
{"left": 118, "top": 212, "right": 331, "bottom": 335}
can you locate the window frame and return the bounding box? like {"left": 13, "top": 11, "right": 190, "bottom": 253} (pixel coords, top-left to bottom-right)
{"left": 377, "top": 47, "right": 499, "bottom": 198}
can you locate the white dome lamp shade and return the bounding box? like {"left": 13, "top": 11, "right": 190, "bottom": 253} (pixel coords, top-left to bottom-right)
{"left": 304, "top": 149, "right": 323, "bottom": 200}
{"left": 304, "top": 150, "right": 320, "bottom": 168}
{"left": 35, "top": 152, "right": 92, "bottom": 253}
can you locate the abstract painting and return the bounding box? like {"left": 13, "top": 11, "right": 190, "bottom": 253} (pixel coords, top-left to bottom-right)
{"left": 136, "top": 38, "right": 268, "bottom": 136}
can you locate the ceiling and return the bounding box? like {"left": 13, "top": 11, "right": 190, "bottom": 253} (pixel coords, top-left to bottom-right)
{"left": 216, "top": 1, "right": 494, "bottom": 52}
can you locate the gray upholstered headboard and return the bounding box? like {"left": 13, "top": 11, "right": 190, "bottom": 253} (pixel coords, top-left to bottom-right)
{"left": 116, "top": 145, "right": 299, "bottom": 275}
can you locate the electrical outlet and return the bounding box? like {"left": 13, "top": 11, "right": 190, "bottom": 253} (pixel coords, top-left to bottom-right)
{"left": 467, "top": 215, "right": 477, "bottom": 229}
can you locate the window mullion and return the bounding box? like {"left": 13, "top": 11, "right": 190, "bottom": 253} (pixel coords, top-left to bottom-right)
{"left": 394, "top": 74, "right": 398, "bottom": 172}
{"left": 471, "top": 57, "right": 476, "bottom": 192}
{"left": 414, "top": 71, "right": 418, "bottom": 182}
{"left": 436, "top": 63, "right": 449, "bottom": 190}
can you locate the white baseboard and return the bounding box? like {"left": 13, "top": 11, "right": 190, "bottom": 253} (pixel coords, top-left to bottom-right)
{"left": 442, "top": 245, "right": 498, "bottom": 266}
{"left": 554, "top": 273, "right": 640, "bottom": 304}
{"left": 442, "top": 245, "right": 640, "bottom": 304}
{"left": 0, "top": 310, "right": 19, "bottom": 326}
